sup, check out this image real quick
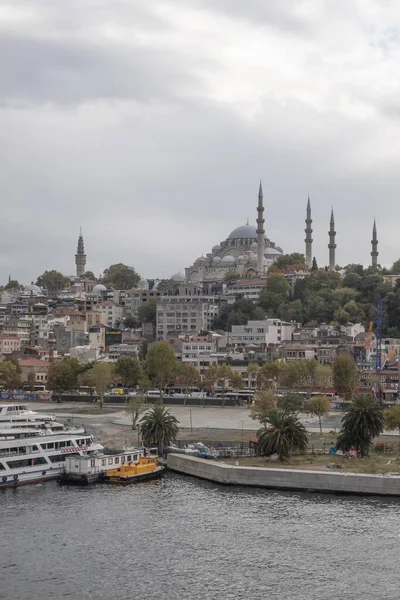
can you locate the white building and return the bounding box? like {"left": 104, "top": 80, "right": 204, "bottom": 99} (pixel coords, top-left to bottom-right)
{"left": 341, "top": 322, "right": 365, "bottom": 340}
{"left": 225, "top": 278, "right": 267, "bottom": 301}
{"left": 156, "top": 296, "right": 220, "bottom": 340}
{"left": 93, "top": 301, "right": 125, "bottom": 328}
{"left": 230, "top": 319, "right": 294, "bottom": 347}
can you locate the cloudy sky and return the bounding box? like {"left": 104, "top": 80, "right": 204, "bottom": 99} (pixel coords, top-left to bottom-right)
{"left": 2, "top": 0, "right": 400, "bottom": 283}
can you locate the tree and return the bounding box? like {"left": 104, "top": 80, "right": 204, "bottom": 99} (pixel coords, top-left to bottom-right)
{"left": 336, "top": 394, "right": 384, "bottom": 456}
{"left": 113, "top": 356, "right": 142, "bottom": 388}
{"left": 224, "top": 271, "right": 241, "bottom": 283}
{"left": 307, "top": 396, "right": 331, "bottom": 434}
{"left": 178, "top": 363, "right": 199, "bottom": 404}
{"left": 4, "top": 279, "right": 20, "bottom": 290}
{"left": 258, "top": 274, "right": 290, "bottom": 314}
{"left": 124, "top": 315, "right": 139, "bottom": 329}
{"left": 311, "top": 257, "right": 318, "bottom": 271}
{"left": 315, "top": 364, "right": 332, "bottom": 392}
{"left": 139, "top": 405, "right": 179, "bottom": 449}
{"left": 250, "top": 390, "right": 277, "bottom": 423}
{"left": 229, "top": 371, "right": 243, "bottom": 403}
{"left": 0, "top": 360, "right": 21, "bottom": 390}
{"left": 246, "top": 363, "right": 259, "bottom": 403}
{"left": 90, "top": 363, "right": 113, "bottom": 409}
{"left": 269, "top": 253, "right": 307, "bottom": 272}
{"left": 82, "top": 271, "right": 96, "bottom": 280}
{"left": 257, "top": 362, "right": 281, "bottom": 390}
{"left": 102, "top": 263, "right": 140, "bottom": 290}
{"left": 257, "top": 409, "right": 308, "bottom": 461}
{"left": 385, "top": 405, "right": 400, "bottom": 449}
{"left": 277, "top": 392, "right": 304, "bottom": 415}
{"left": 125, "top": 394, "right": 145, "bottom": 430}
{"left": 390, "top": 258, "right": 400, "bottom": 274}
{"left": 26, "top": 371, "right": 36, "bottom": 392}
{"left": 36, "top": 270, "right": 68, "bottom": 294}
{"left": 202, "top": 364, "right": 219, "bottom": 394}
{"left": 333, "top": 353, "right": 358, "bottom": 400}
{"left": 145, "top": 342, "right": 178, "bottom": 393}
{"left": 47, "top": 359, "right": 77, "bottom": 400}
{"left": 138, "top": 298, "right": 157, "bottom": 326}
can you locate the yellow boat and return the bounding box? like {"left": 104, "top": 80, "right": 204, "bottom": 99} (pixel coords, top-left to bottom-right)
{"left": 105, "top": 455, "right": 165, "bottom": 485}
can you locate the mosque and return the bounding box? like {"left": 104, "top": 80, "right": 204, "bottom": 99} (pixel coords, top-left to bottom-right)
{"left": 183, "top": 183, "right": 283, "bottom": 283}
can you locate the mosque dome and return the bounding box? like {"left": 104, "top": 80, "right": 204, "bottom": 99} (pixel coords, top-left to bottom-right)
{"left": 250, "top": 241, "right": 258, "bottom": 251}
{"left": 265, "top": 247, "right": 282, "bottom": 257}
{"left": 138, "top": 277, "right": 149, "bottom": 291}
{"left": 212, "top": 256, "right": 222, "bottom": 264}
{"left": 220, "top": 255, "right": 236, "bottom": 264}
{"left": 194, "top": 256, "right": 206, "bottom": 266}
{"left": 22, "top": 284, "right": 42, "bottom": 296}
{"left": 228, "top": 224, "right": 257, "bottom": 239}
{"left": 212, "top": 244, "right": 221, "bottom": 253}
{"left": 237, "top": 255, "right": 248, "bottom": 264}
{"left": 170, "top": 272, "right": 185, "bottom": 282}
{"left": 92, "top": 284, "right": 107, "bottom": 295}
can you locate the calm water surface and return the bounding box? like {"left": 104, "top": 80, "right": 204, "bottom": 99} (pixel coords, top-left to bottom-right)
{"left": 2, "top": 474, "right": 400, "bottom": 600}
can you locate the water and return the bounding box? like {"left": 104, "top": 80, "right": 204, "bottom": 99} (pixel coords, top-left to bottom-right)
{"left": 2, "top": 474, "right": 400, "bottom": 600}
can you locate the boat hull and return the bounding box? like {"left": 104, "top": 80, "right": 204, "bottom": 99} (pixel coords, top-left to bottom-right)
{"left": 0, "top": 471, "right": 59, "bottom": 489}
{"left": 105, "top": 465, "right": 165, "bottom": 485}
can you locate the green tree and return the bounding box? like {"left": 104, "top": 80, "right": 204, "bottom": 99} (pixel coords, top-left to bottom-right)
{"left": 138, "top": 298, "right": 157, "bottom": 326}
{"left": 82, "top": 271, "right": 96, "bottom": 280}
{"left": 36, "top": 270, "right": 68, "bottom": 294}
{"left": 390, "top": 258, "right": 400, "bottom": 274}
{"left": 257, "top": 409, "right": 308, "bottom": 461}
{"left": 258, "top": 274, "right": 290, "bottom": 313}
{"left": 229, "top": 371, "right": 243, "bottom": 403}
{"left": 257, "top": 361, "right": 281, "bottom": 390}
{"left": 113, "top": 356, "right": 142, "bottom": 388}
{"left": 333, "top": 353, "right": 358, "bottom": 400}
{"left": 246, "top": 363, "right": 259, "bottom": 402}
{"left": 4, "top": 279, "right": 20, "bottom": 290}
{"left": 90, "top": 363, "right": 113, "bottom": 409}
{"left": 224, "top": 271, "right": 241, "bottom": 283}
{"left": 269, "top": 253, "right": 307, "bottom": 272}
{"left": 157, "top": 280, "right": 181, "bottom": 294}
{"left": 311, "top": 257, "right": 318, "bottom": 271}
{"left": 102, "top": 263, "right": 140, "bottom": 290}
{"left": 202, "top": 364, "right": 219, "bottom": 394}
{"left": 26, "top": 370, "right": 36, "bottom": 392}
{"left": 139, "top": 405, "right": 179, "bottom": 449}
{"left": 277, "top": 392, "right": 304, "bottom": 415}
{"left": 47, "top": 359, "right": 77, "bottom": 400}
{"left": 0, "top": 360, "right": 21, "bottom": 390}
{"left": 178, "top": 363, "right": 200, "bottom": 404}
{"left": 125, "top": 394, "right": 145, "bottom": 430}
{"left": 145, "top": 342, "right": 178, "bottom": 394}
{"left": 250, "top": 390, "right": 277, "bottom": 423}
{"left": 216, "top": 363, "right": 232, "bottom": 406}
{"left": 336, "top": 394, "right": 384, "bottom": 456}
{"left": 307, "top": 395, "right": 331, "bottom": 434}
{"left": 384, "top": 405, "right": 400, "bottom": 449}
{"left": 124, "top": 315, "right": 139, "bottom": 329}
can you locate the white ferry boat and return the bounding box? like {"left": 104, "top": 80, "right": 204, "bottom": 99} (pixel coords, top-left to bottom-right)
{"left": 0, "top": 426, "right": 102, "bottom": 489}
{"left": 0, "top": 402, "right": 56, "bottom": 427}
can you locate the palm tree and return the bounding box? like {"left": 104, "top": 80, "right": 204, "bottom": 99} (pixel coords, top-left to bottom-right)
{"left": 257, "top": 409, "right": 308, "bottom": 461}
{"left": 336, "top": 394, "right": 384, "bottom": 457}
{"left": 139, "top": 405, "right": 179, "bottom": 450}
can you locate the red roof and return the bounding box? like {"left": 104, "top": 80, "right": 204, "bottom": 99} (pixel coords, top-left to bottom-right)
{"left": 20, "top": 359, "right": 50, "bottom": 367}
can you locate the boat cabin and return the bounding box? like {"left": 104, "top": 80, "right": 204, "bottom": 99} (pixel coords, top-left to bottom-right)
{"left": 64, "top": 450, "right": 144, "bottom": 476}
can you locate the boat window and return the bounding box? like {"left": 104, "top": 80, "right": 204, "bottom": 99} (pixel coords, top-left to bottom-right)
{"left": 50, "top": 454, "right": 65, "bottom": 463}
{"left": 47, "top": 443, "right": 54, "bottom": 449}
{"left": 121, "top": 456, "right": 125, "bottom": 464}
{"left": 115, "top": 457, "right": 119, "bottom": 464}
{"left": 108, "top": 458, "right": 113, "bottom": 465}
{"left": 8, "top": 457, "right": 47, "bottom": 468}
{"left": 101, "top": 459, "right": 106, "bottom": 466}
{"left": 133, "top": 454, "right": 138, "bottom": 461}
{"left": 0, "top": 463, "right": 5, "bottom": 470}
{"left": 127, "top": 455, "right": 132, "bottom": 462}
{"left": 31, "top": 445, "right": 38, "bottom": 452}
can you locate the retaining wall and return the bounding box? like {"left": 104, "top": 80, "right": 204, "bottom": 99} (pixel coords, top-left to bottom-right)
{"left": 167, "top": 453, "right": 400, "bottom": 496}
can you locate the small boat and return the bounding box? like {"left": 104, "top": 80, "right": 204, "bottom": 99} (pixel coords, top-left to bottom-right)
{"left": 104, "top": 455, "right": 165, "bottom": 485}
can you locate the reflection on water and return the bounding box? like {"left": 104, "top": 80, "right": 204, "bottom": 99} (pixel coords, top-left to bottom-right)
{"left": 2, "top": 474, "right": 400, "bottom": 600}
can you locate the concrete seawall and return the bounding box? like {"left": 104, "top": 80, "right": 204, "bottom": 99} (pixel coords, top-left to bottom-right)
{"left": 167, "top": 454, "right": 400, "bottom": 497}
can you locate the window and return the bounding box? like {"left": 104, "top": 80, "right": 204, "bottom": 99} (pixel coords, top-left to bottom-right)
{"left": 127, "top": 455, "right": 132, "bottom": 462}
{"left": 108, "top": 458, "right": 113, "bottom": 465}
{"left": 115, "top": 457, "right": 119, "bottom": 464}
{"left": 101, "top": 459, "right": 106, "bottom": 466}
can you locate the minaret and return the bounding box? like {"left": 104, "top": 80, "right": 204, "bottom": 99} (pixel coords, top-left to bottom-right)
{"left": 256, "top": 181, "right": 265, "bottom": 275}
{"left": 371, "top": 219, "right": 378, "bottom": 267}
{"left": 328, "top": 208, "right": 336, "bottom": 272}
{"left": 75, "top": 228, "right": 86, "bottom": 278}
{"left": 305, "top": 196, "right": 313, "bottom": 269}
